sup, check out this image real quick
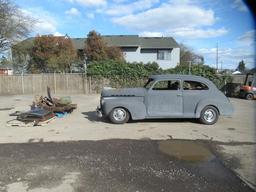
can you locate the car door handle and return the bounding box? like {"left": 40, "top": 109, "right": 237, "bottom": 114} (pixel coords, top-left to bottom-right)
{"left": 177, "top": 94, "right": 182, "bottom": 97}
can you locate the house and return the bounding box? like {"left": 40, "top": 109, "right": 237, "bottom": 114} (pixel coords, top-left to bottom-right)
{"left": 13, "top": 35, "right": 180, "bottom": 70}
{"left": 72, "top": 35, "right": 180, "bottom": 69}
{"left": 0, "top": 67, "right": 13, "bottom": 75}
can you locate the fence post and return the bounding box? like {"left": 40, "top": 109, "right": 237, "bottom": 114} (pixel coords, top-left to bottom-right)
{"left": 21, "top": 73, "right": 25, "bottom": 94}
{"left": 66, "top": 73, "right": 69, "bottom": 93}
{"left": 82, "top": 73, "right": 86, "bottom": 94}
{"left": 41, "top": 74, "right": 43, "bottom": 94}
{"left": 54, "top": 72, "right": 57, "bottom": 94}
{"left": 89, "top": 76, "right": 92, "bottom": 94}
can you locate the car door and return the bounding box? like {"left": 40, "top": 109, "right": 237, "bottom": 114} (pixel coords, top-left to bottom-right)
{"left": 146, "top": 79, "right": 183, "bottom": 117}
{"left": 182, "top": 80, "right": 209, "bottom": 117}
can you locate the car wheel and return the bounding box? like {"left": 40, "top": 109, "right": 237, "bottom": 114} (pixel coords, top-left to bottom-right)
{"left": 109, "top": 107, "right": 130, "bottom": 124}
{"left": 199, "top": 106, "right": 219, "bottom": 125}
{"left": 245, "top": 93, "right": 253, "bottom": 100}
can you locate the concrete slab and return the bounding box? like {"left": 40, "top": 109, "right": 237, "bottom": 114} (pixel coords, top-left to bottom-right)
{"left": 0, "top": 95, "right": 255, "bottom": 144}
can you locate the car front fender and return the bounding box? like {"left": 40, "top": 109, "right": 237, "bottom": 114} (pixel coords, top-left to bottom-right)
{"left": 102, "top": 97, "right": 147, "bottom": 120}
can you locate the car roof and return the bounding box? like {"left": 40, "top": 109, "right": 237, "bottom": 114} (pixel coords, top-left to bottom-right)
{"left": 149, "top": 74, "right": 215, "bottom": 87}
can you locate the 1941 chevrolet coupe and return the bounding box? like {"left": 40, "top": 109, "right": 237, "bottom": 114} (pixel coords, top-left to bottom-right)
{"left": 96, "top": 74, "right": 233, "bottom": 125}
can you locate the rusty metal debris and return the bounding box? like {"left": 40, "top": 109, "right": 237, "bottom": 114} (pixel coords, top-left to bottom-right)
{"left": 33, "top": 96, "right": 77, "bottom": 113}
{"left": 7, "top": 87, "right": 77, "bottom": 127}
{"left": 7, "top": 108, "right": 56, "bottom": 126}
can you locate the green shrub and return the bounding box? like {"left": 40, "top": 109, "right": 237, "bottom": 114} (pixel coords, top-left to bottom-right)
{"left": 86, "top": 60, "right": 232, "bottom": 89}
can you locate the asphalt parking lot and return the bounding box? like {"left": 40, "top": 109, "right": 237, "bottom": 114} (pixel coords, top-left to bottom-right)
{"left": 0, "top": 94, "right": 255, "bottom": 191}
{"left": 0, "top": 139, "right": 254, "bottom": 192}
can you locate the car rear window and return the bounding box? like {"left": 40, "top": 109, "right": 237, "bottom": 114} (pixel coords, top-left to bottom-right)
{"left": 183, "top": 81, "right": 209, "bottom": 90}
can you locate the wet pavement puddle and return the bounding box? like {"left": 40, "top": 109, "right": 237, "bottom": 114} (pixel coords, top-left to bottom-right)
{"left": 158, "top": 140, "right": 214, "bottom": 162}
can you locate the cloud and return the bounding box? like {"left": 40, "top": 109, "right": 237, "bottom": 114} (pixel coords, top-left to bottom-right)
{"left": 198, "top": 47, "right": 232, "bottom": 56}
{"left": 139, "top": 31, "right": 163, "bottom": 37}
{"left": 65, "top": 8, "right": 81, "bottom": 16}
{"left": 21, "top": 8, "right": 59, "bottom": 35}
{"left": 112, "top": 3, "right": 215, "bottom": 31}
{"left": 110, "top": 1, "right": 229, "bottom": 40}
{"left": 170, "top": 27, "right": 228, "bottom": 39}
{"left": 112, "top": 0, "right": 130, "bottom": 3}
{"left": 53, "top": 32, "right": 64, "bottom": 36}
{"left": 232, "top": 0, "right": 248, "bottom": 12}
{"left": 237, "top": 30, "right": 255, "bottom": 46}
{"left": 67, "top": 0, "right": 107, "bottom": 6}
{"left": 106, "top": 0, "right": 159, "bottom": 16}
{"left": 197, "top": 46, "right": 255, "bottom": 68}
{"left": 86, "top": 13, "right": 95, "bottom": 19}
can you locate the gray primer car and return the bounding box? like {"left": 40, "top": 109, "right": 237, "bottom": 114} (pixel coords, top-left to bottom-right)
{"left": 96, "top": 74, "right": 233, "bottom": 125}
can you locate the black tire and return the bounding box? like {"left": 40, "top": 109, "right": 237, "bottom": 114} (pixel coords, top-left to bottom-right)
{"left": 245, "top": 93, "right": 253, "bottom": 100}
{"left": 199, "top": 106, "right": 219, "bottom": 125}
{"left": 109, "top": 107, "right": 130, "bottom": 124}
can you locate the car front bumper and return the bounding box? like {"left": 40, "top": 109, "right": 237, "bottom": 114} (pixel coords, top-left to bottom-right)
{"left": 96, "top": 106, "right": 103, "bottom": 118}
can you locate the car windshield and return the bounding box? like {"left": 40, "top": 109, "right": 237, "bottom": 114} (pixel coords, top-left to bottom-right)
{"left": 144, "top": 78, "right": 155, "bottom": 89}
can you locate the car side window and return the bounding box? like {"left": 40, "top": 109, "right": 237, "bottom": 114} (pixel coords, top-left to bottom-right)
{"left": 152, "top": 80, "right": 180, "bottom": 90}
{"left": 183, "top": 81, "right": 209, "bottom": 90}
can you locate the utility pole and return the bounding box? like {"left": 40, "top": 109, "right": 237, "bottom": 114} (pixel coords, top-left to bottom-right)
{"left": 188, "top": 61, "right": 192, "bottom": 75}
{"left": 216, "top": 42, "right": 219, "bottom": 72}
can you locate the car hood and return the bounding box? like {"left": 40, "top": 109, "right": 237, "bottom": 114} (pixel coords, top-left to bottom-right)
{"left": 101, "top": 87, "right": 146, "bottom": 97}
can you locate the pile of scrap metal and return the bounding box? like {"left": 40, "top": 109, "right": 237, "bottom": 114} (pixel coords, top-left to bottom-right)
{"left": 7, "top": 87, "right": 77, "bottom": 127}
{"left": 34, "top": 87, "right": 77, "bottom": 113}
{"left": 7, "top": 108, "right": 56, "bottom": 127}
{"left": 33, "top": 96, "right": 77, "bottom": 113}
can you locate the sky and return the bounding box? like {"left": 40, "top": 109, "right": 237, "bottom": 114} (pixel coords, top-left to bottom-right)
{"left": 13, "top": 0, "right": 255, "bottom": 69}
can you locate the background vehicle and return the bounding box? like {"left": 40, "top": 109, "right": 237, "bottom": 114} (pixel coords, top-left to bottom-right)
{"left": 239, "top": 73, "right": 256, "bottom": 100}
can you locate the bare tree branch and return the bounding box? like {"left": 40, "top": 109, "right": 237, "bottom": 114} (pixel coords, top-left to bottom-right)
{"left": 0, "top": 0, "right": 34, "bottom": 52}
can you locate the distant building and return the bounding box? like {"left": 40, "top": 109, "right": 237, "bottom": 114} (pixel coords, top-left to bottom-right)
{"left": 232, "top": 70, "right": 242, "bottom": 75}
{"left": 14, "top": 35, "right": 180, "bottom": 70}
{"left": 0, "top": 67, "right": 13, "bottom": 75}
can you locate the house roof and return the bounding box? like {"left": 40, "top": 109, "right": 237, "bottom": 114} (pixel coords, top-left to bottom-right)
{"left": 103, "top": 35, "right": 139, "bottom": 47}
{"left": 15, "top": 35, "right": 179, "bottom": 50}
{"left": 139, "top": 37, "right": 179, "bottom": 49}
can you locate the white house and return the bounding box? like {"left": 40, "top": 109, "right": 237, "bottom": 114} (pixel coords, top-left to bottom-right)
{"left": 72, "top": 35, "right": 180, "bottom": 69}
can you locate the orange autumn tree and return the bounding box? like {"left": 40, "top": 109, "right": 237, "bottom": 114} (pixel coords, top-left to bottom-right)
{"left": 29, "top": 35, "right": 77, "bottom": 73}
{"left": 85, "top": 30, "right": 124, "bottom": 62}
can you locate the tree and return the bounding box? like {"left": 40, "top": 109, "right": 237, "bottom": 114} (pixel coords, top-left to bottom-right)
{"left": 105, "top": 46, "right": 124, "bottom": 61}
{"left": 0, "top": 56, "right": 11, "bottom": 66}
{"left": 0, "top": 0, "right": 34, "bottom": 52}
{"left": 236, "top": 60, "right": 246, "bottom": 73}
{"left": 28, "top": 35, "right": 77, "bottom": 73}
{"left": 84, "top": 31, "right": 108, "bottom": 61}
{"left": 180, "top": 43, "right": 204, "bottom": 65}
{"left": 12, "top": 38, "right": 33, "bottom": 73}
{"left": 84, "top": 30, "right": 124, "bottom": 62}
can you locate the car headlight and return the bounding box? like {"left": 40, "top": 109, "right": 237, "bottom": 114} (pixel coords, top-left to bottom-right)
{"left": 101, "top": 97, "right": 105, "bottom": 106}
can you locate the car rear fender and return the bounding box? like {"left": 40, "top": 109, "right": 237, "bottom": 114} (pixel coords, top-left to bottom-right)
{"left": 195, "top": 100, "right": 220, "bottom": 118}
{"left": 195, "top": 98, "right": 233, "bottom": 118}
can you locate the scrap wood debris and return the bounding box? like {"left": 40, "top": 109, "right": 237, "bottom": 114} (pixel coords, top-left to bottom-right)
{"left": 7, "top": 87, "right": 77, "bottom": 127}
